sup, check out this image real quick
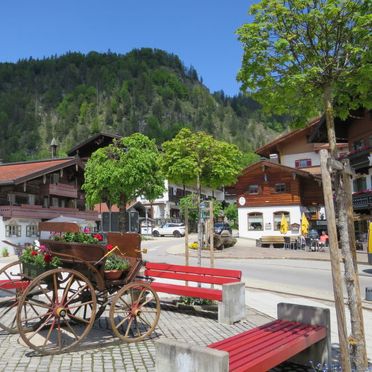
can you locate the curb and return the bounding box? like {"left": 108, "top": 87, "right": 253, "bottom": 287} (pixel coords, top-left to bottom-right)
{"left": 171, "top": 251, "right": 369, "bottom": 265}
{"left": 245, "top": 285, "right": 372, "bottom": 311}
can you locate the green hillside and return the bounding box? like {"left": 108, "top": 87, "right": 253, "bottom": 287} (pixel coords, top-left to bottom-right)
{"left": 0, "top": 49, "right": 289, "bottom": 161}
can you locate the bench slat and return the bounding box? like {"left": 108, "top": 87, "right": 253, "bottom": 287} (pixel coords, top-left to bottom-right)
{"left": 209, "top": 320, "right": 297, "bottom": 350}
{"left": 0, "top": 280, "right": 29, "bottom": 290}
{"left": 149, "top": 282, "right": 222, "bottom": 301}
{"left": 144, "top": 269, "right": 239, "bottom": 285}
{"left": 145, "top": 262, "right": 241, "bottom": 280}
{"left": 209, "top": 320, "right": 326, "bottom": 372}
{"left": 229, "top": 324, "right": 315, "bottom": 365}
{"left": 233, "top": 327, "right": 326, "bottom": 372}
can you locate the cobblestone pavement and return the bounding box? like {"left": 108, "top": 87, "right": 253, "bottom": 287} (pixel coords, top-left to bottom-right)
{"left": 0, "top": 303, "right": 311, "bottom": 372}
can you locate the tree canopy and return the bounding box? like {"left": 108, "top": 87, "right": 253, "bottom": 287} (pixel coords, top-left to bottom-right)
{"left": 83, "top": 133, "right": 165, "bottom": 229}
{"left": 237, "top": 0, "right": 372, "bottom": 126}
{"left": 161, "top": 128, "right": 243, "bottom": 190}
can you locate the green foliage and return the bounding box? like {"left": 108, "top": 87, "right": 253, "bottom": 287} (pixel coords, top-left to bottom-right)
{"left": 104, "top": 255, "right": 130, "bottom": 271}
{"left": 179, "top": 194, "right": 199, "bottom": 223}
{"left": 0, "top": 49, "right": 290, "bottom": 162}
{"left": 20, "top": 247, "right": 61, "bottom": 268}
{"left": 236, "top": 0, "right": 372, "bottom": 125}
{"left": 53, "top": 232, "right": 101, "bottom": 244}
{"left": 178, "top": 296, "right": 214, "bottom": 306}
{"left": 224, "top": 203, "right": 238, "bottom": 228}
{"left": 161, "top": 128, "right": 244, "bottom": 190}
{"left": 1, "top": 247, "right": 9, "bottom": 257}
{"left": 83, "top": 133, "right": 165, "bottom": 213}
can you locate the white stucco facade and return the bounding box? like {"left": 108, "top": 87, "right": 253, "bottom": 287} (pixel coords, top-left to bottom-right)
{"left": 238, "top": 205, "right": 302, "bottom": 240}
{"left": 138, "top": 180, "right": 225, "bottom": 220}
{"left": 280, "top": 152, "right": 320, "bottom": 168}
{"left": 0, "top": 217, "right": 41, "bottom": 255}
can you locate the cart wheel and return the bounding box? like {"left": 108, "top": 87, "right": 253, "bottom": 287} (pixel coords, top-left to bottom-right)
{"left": 0, "top": 260, "right": 31, "bottom": 333}
{"left": 16, "top": 268, "right": 96, "bottom": 355}
{"left": 109, "top": 281, "right": 160, "bottom": 342}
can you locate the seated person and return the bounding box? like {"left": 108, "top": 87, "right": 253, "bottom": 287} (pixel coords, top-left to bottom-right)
{"left": 319, "top": 231, "right": 329, "bottom": 247}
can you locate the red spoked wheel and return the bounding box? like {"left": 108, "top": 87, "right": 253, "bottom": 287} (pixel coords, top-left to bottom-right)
{"left": 109, "top": 281, "right": 160, "bottom": 342}
{"left": 16, "top": 268, "right": 96, "bottom": 355}
{"left": 0, "top": 260, "right": 31, "bottom": 333}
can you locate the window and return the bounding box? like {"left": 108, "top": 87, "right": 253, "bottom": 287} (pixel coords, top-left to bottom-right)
{"left": 50, "top": 173, "right": 59, "bottom": 184}
{"left": 248, "top": 212, "right": 263, "bottom": 231}
{"left": 352, "top": 139, "right": 365, "bottom": 151}
{"left": 26, "top": 225, "right": 38, "bottom": 237}
{"left": 248, "top": 185, "right": 259, "bottom": 194}
{"left": 274, "top": 183, "right": 286, "bottom": 193}
{"left": 353, "top": 177, "right": 367, "bottom": 192}
{"left": 5, "top": 225, "right": 21, "bottom": 237}
{"left": 273, "top": 211, "right": 290, "bottom": 231}
{"left": 295, "top": 159, "right": 312, "bottom": 168}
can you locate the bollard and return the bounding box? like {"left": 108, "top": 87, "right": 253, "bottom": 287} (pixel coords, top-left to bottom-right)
{"left": 366, "top": 287, "right": 372, "bottom": 301}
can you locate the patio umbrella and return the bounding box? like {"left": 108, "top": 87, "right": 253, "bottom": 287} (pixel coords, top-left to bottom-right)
{"left": 301, "top": 213, "right": 309, "bottom": 235}
{"left": 279, "top": 214, "right": 288, "bottom": 234}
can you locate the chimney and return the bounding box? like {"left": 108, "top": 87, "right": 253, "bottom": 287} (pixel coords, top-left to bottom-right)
{"left": 50, "top": 138, "right": 58, "bottom": 158}
{"left": 269, "top": 153, "right": 279, "bottom": 164}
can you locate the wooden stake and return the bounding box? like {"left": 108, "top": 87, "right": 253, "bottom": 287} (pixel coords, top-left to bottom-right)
{"left": 185, "top": 208, "right": 189, "bottom": 267}
{"left": 339, "top": 161, "right": 368, "bottom": 368}
{"left": 319, "top": 149, "right": 351, "bottom": 371}
{"left": 210, "top": 201, "right": 214, "bottom": 268}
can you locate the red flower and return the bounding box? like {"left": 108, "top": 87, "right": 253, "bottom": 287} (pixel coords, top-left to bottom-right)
{"left": 93, "top": 233, "right": 103, "bottom": 241}
{"left": 44, "top": 254, "right": 52, "bottom": 263}
{"left": 106, "top": 244, "right": 114, "bottom": 251}
{"left": 31, "top": 250, "right": 38, "bottom": 256}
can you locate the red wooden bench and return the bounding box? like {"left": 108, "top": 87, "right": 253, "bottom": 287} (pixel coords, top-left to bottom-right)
{"left": 0, "top": 279, "right": 29, "bottom": 290}
{"left": 155, "top": 303, "right": 331, "bottom": 372}
{"left": 208, "top": 319, "right": 327, "bottom": 371}
{"left": 144, "top": 262, "right": 246, "bottom": 324}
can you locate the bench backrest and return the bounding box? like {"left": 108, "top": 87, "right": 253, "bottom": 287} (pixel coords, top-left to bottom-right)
{"left": 144, "top": 262, "right": 241, "bottom": 285}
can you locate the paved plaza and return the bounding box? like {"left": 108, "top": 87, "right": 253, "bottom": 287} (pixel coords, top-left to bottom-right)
{"left": 0, "top": 302, "right": 280, "bottom": 372}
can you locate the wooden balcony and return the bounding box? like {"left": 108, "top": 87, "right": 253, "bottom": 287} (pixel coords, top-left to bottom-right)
{"left": 348, "top": 147, "right": 371, "bottom": 172}
{"left": 0, "top": 204, "right": 98, "bottom": 221}
{"left": 352, "top": 191, "right": 372, "bottom": 211}
{"left": 42, "top": 183, "right": 78, "bottom": 198}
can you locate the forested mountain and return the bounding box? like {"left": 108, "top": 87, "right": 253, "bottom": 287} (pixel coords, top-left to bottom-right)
{"left": 0, "top": 49, "right": 289, "bottom": 162}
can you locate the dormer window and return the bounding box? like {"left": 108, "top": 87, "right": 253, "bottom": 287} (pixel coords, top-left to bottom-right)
{"left": 295, "top": 159, "right": 312, "bottom": 168}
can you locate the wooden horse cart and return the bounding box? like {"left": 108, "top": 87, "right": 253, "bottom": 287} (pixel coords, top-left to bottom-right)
{"left": 0, "top": 222, "right": 160, "bottom": 355}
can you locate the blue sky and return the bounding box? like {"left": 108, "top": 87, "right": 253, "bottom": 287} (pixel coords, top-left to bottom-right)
{"left": 0, "top": 1, "right": 254, "bottom": 96}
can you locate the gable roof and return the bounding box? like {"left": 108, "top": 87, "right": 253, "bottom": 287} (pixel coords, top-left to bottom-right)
{"left": 0, "top": 158, "right": 78, "bottom": 185}
{"left": 67, "top": 133, "right": 121, "bottom": 157}
{"left": 240, "top": 160, "right": 321, "bottom": 180}
{"left": 255, "top": 117, "right": 323, "bottom": 157}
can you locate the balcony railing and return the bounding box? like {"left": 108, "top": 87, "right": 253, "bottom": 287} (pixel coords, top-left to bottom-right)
{"left": 352, "top": 191, "right": 372, "bottom": 211}
{"left": 348, "top": 147, "right": 372, "bottom": 171}
{"left": 41, "top": 183, "right": 78, "bottom": 198}
{"left": 0, "top": 204, "right": 98, "bottom": 221}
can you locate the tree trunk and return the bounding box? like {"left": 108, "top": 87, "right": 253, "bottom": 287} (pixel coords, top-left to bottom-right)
{"left": 319, "top": 150, "right": 351, "bottom": 372}
{"left": 118, "top": 193, "right": 127, "bottom": 232}
{"left": 196, "top": 174, "right": 203, "bottom": 267}
{"left": 335, "top": 171, "right": 368, "bottom": 369}
{"left": 323, "top": 86, "right": 368, "bottom": 370}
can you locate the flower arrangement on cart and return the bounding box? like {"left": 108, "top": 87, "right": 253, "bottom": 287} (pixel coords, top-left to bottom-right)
{"left": 19, "top": 243, "right": 61, "bottom": 279}
{"left": 0, "top": 225, "right": 160, "bottom": 356}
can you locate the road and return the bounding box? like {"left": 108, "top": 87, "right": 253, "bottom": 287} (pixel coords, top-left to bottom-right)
{"left": 142, "top": 236, "right": 372, "bottom": 302}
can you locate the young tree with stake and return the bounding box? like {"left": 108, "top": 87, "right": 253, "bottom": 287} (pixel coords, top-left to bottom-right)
{"left": 237, "top": 0, "right": 371, "bottom": 369}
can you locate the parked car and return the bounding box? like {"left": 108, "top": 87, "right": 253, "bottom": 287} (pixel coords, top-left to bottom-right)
{"left": 152, "top": 223, "right": 185, "bottom": 237}
{"left": 214, "top": 222, "right": 232, "bottom": 235}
